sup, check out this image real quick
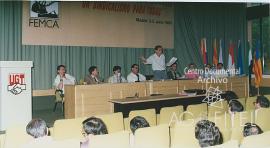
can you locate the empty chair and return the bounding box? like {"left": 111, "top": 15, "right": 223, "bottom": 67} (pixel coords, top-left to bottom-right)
{"left": 90, "top": 131, "right": 130, "bottom": 148}
{"left": 184, "top": 103, "right": 208, "bottom": 120}
{"left": 128, "top": 109, "right": 156, "bottom": 127}
{"left": 159, "top": 105, "right": 183, "bottom": 126}
{"left": 245, "top": 97, "right": 257, "bottom": 111}
{"left": 52, "top": 117, "right": 86, "bottom": 140}
{"left": 255, "top": 108, "right": 270, "bottom": 132}
{"left": 208, "top": 113, "right": 232, "bottom": 142}
{"left": 96, "top": 112, "right": 124, "bottom": 133}
{"left": 241, "top": 131, "right": 270, "bottom": 148}
{"left": 134, "top": 124, "right": 169, "bottom": 148}
{"left": 208, "top": 100, "right": 227, "bottom": 117}
{"left": 4, "top": 124, "right": 33, "bottom": 148}
{"left": 170, "top": 120, "right": 200, "bottom": 148}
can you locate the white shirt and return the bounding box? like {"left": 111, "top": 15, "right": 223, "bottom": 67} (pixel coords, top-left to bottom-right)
{"left": 108, "top": 74, "right": 127, "bottom": 83}
{"left": 127, "top": 72, "right": 146, "bottom": 82}
{"left": 146, "top": 53, "right": 166, "bottom": 71}
{"left": 53, "top": 74, "right": 76, "bottom": 94}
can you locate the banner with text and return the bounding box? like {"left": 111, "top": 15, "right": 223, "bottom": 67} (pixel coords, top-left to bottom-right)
{"left": 22, "top": 1, "right": 174, "bottom": 48}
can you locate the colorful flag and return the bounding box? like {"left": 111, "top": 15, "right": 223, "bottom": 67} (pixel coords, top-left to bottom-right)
{"left": 213, "top": 38, "right": 218, "bottom": 66}
{"left": 248, "top": 41, "right": 252, "bottom": 66}
{"left": 252, "top": 40, "right": 262, "bottom": 88}
{"left": 200, "top": 38, "right": 208, "bottom": 65}
{"left": 237, "top": 40, "right": 243, "bottom": 75}
{"left": 218, "top": 39, "right": 223, "bottom": 64}
{"left": 227, "top": 41, "right": 235, "bottom": 70}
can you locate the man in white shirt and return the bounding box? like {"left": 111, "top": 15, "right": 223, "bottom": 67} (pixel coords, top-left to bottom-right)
{"left": 141, "top": 45, "right": 167, "bottom": 80}
{"left": 107, "top": 66, "right": 127, "bottom": 83}
{"left": 53, "top": 65, "right": 76, "bottom": 94}
{"left": 127, "top": 64, "right": 146, "bottom": 82}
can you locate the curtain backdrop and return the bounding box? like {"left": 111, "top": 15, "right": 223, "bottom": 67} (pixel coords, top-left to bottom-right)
{"left": 0, "top": 1, "right": 246, "bottom": 90}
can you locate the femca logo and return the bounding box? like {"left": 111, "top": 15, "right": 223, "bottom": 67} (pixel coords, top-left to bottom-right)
{"left": 7, "top": 73, "right": 26, "bottom": 95}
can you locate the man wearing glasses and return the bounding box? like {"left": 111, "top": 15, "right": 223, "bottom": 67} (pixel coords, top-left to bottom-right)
{"left": 127, "top": 64, "right": 146, "bottom": 82}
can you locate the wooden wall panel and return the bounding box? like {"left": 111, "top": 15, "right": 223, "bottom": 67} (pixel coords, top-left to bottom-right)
{"left": 146, "top": 80, "right": 178, "bottom": 95}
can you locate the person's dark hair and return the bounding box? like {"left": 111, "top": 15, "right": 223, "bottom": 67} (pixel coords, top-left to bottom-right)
{"left": 154, "top": 45, "right": 163, "bottom": 50}
{"left": 224, "top": 91, "right": 239, "bottom": 102}
{"left": 26, "top": 118, "right": 48, "bottom": 138}
{"left": 195, "top": 120, "right": 223, "bottom": 147}
{"left": 113, "top": 66, "right": 121, "bottom": 72}
{"left": 243, "top": 123, "right": 263, "bottom": 137}
{"left": 188, "top": 63, "right": 195, "bottom": 68}
{"left": 131, "top": 64, "right": 139, "bottom": 69}
{"left": 88, "top": 66, "right": 97, "bottom": 75}
{"left": 217, "top": 63, "right": 223, "bottom": 67}
{"left": 82, "top": 117, "right": 108, "bottom": 135}
{"left": 171, "top": 62, "right": 177, "bottom": 66}
{"left": 229, "top": 99, "right": 244, "bottom": 112}
{"left": 256, "top": 95, "right": 270, "bottom": 108}
{"left": 130, "top": 116, "right": 150, "bottom": 134}
{"left": 57, "top": 65, "right": 65, "bottom": 71}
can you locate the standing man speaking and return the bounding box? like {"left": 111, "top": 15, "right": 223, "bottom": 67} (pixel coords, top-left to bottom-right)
{"left": 140, "top": 45, "right": 167, "bottom": 80}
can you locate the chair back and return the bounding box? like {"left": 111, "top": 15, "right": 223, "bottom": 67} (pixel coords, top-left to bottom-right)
{"left": 134, "top": 124, "right": 170, "bottom": 148}
{"left": 90, "top": 131, "right": 130, "bottom": 148}
{"left": 159, "top": 106, "right": 184, "bottom": 126}
{"left": 4, "top": 124, "right": 33, "bottom": 148}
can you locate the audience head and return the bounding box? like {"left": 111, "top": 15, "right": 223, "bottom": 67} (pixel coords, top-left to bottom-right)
{"left": 170, "top": 62, "right": 177, "bottom": 71}
{"left": 195, "top": 120, "right": 222, "bottom": 147}
{"left": 88, "top": 66, "right": 99, "bottom": 77}
{"left": 131, "top": 64, "right": 139, "bottom": 75}
{"left": 224, "top": 91, "right": 238, "bottom": 102}
{"left": 130, "top": 116, "right": 150, "bottom": 135}
{"left": 57, "top": 65, "right": 66, "bottom": 76}
{"left": 217, "top": 63, "right": 223, "bottom": 69}
{"left": 82, "top": 117, "right": 108, "bottom": 137}
{"left": 26, "top": 118, "right": 48, "bottom": 138}
{"left": 113, "top": 66, "right": 121, "bottom": 75}
{"left": 243, "top": 123, "right": 263, "bottom": 137}
{"left": 228, "top": 99, "right": 244, "bottom": 114}
{"left": 255, "top": 95, "right": 270, "bottom": 109}
{"left": 154, "top": 45, "right": 163, "bottom": 56}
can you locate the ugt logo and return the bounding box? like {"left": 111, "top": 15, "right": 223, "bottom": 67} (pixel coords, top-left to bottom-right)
{"left": 7, "top": 73, "right": 26, "bottom": 95}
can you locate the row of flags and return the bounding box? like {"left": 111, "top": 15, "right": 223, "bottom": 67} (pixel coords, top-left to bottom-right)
{"left": 200, "top": 38, "right": 262, "bottom": 88}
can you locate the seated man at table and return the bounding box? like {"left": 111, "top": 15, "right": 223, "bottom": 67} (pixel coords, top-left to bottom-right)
{"left": 213, "top": 63, "right": 228, "bottom": 78}
{"left": 107, "top": 66, "right": 127, "bottom": 83}
{"left": 185, "top": 63, "right": 199, "bottom": 79}
{"left": 53, "top": 65, "right": 76, "bottom": 94}
{"left": 127, "top": 64, "right": 146, "bottom": 82}
{"left": 167, "top": 62, "right": 181, "bottom": 80}
{"left": 84, "top": 66, "right": 102, "bottom": 84}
